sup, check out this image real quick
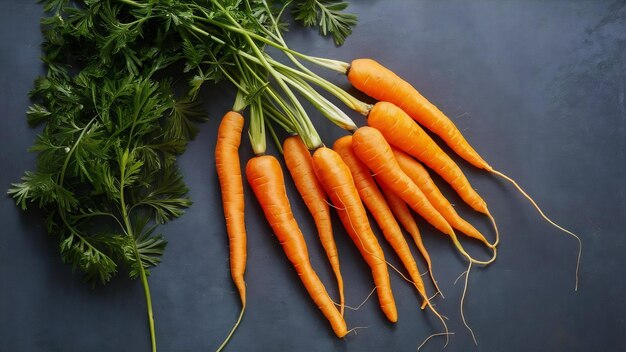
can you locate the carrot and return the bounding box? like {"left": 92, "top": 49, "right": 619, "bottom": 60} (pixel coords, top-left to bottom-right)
{"left": 351, "top": 126, "right": 454, "bottom": 236}
{"left": 352, "top": 126, "right": 495, "bottom": 265}
{"left": 391, "top": 146, "right": 494, "bottom": 247}
{"left": 333, "top": 135, "right": 429, "bottom": 309}
{"left": 215, "top": 111, "right": 247, "bottom": 351}
{"left": 347, "top": 58, "right": 488, "bottom": 169}
{"left": 349, "top": 61, "right": 581, "bottom": 288}
{"left": 283, "top": 135, "right": 345, "bottom": 315}
{"left": 311, "top": 146, "right": 398, "bottom": 323}
{"left": 377, "top": 183, "right": 441, "bottom": 298}
{"left": 246, "top": 154, "right": 347, "bottom": 337}
{"left": 366, "top": 101, "right": 489, "bottom": 215}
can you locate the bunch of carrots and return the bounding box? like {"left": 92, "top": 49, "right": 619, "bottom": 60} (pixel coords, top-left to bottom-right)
{"left": 201, "top": 3, "right": 582, "bottom": 349}
{"left": 212, "top": 54, "right": 582, "bottom": 349}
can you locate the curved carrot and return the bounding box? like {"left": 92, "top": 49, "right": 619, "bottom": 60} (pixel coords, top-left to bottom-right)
{"left": 352, "top": 126, "right": 495, "bottom": 266}
{"left": 351, "top": 126, "right": 455, "bottom": 236}
{"left": 391, "top": 147, "right": 493, "bottom": 247}
{"left": 367, "top": 101, "right": 489, "bottom": 215}
{"left": 333, "top": 135, "right": 429, "bottom": 308}
{"left": 378, "top": 183, "right": 441, "bottom": 298}
{"left": 283, "top": 135, "right": 345, "bottom": 315}
{"left": 215, "top": 111, "right": 247, "bottom": 351}
{"left": 349, "top": 61, "right": 581, "bottom": 288}
{"left": 347, "top": 58, "right": 488, "bottom": 170}
{"left": 312, "top": 147, "right": 398, "bottom": 323}
{"left": 246, "top": 155, "right": 347, "bottom": 337}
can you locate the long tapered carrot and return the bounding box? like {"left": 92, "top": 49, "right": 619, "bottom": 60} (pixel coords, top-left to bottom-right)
{"left": 367, "top": 101, "right": 489, "bottom": 215}
{"left": 283, "top": 135, "right": 345, "bottom": 315}
{"left": 215, "top": 111, "right": 247, "bottom": 351}
{"left": 349, "top": 60, "right": 581, "bottom": 288}
{"left": 391, "top": 146, "right": 494, "bottom": 247}
{"left": 378, "top": 183, "right": 441, "bottom": 298}
{"left": 351, "top": 126, "right": 455, "bottom": 236}
{"left": 246, "top": 155, "right": 347, "bottom": 337}
{"left": 311, "top": 147, "right": 398, "bottom": 323}
{"left": 352, "top": 126, "right": 495, "bottom": 265}
{"left": 333, "top": 135, "right": 429, "bottom": 308}
{"left": 347, "top": 58, "right": 488, "bottom": 170}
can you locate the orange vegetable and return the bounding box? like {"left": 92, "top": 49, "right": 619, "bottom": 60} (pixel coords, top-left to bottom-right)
{"left": 246, "top": 155, "right": 347, "bottom": 337}
{"left": 347, "top": 58, "right": 488, "bottom": 169}
{"left": 392, "top": 147, "right": 493, "bottom": 247}
{"left": 367, "top": 102, "right": 489, "bottom": 215}
{"left": 312, "top": 147, "right": 398, "bottom": 323}
{"left": 215, "top": 111, "right": 247, "bottom": 351}
{"left": 352, "top": 126, "right": 495, "bottom": 265}
{"left": 333, "top": 135, "right": 429, "bottom": 308}
{"left": 283, "top": 135, "right": 345, "bottom": 315}
{"left": 378, "top": 183, "right": 441, "bottom": 297}
{"left": 351, "top": 126, "right": 455, "bottom": 236}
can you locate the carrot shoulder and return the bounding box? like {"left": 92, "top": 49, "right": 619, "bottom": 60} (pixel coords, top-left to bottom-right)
{"left": 283, "top": 135, "right": 345, "bottom": 315}
{"left": 312, "top": 147, "right": 398, "bottom": 323}
{"left": 246, "top": 155, "right": 347, "bottom": 337}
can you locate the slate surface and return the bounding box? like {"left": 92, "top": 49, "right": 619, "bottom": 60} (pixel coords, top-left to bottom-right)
{"left": 1, "top": 1, "right": 625, "bottom": 351}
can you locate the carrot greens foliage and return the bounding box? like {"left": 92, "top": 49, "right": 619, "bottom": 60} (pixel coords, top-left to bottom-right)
{"left": 10, "top": 0, "right": 357, "bottom": 350}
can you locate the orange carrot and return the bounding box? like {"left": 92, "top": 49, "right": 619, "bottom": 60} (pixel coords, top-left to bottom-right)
{"left": 367, "top": 101, "right": 489, "bottom": 215}
{"left": 283, "top": 135, "right": 345, "bottom": 315}
{"left": 333, "top": 135, "right": 429, "bottom": 308}
{"left": 351, "top": 126, "right": 455, "bottom": 236}
{"left": 347, "top": 58, "right": 488, "bottom": 169}
{"left": 352, "top": 126, "right": 495, "bottom": 266}
{"left": 246, "top": 155, "right": 347, "bottom": 337}
{"left": 378, "top": 183, "right": 441, "bottom": 297}
{"left": 311, "top": 147, "right": 398, "bottom": 323}
{"left": 349, "top": 61, "right": 581, "bottom": 287}
{"left": 215, "top": 111, "right": 247, "bottom": 351}
{"left": 392, "top": 146, "right": 493, "bottom": 247}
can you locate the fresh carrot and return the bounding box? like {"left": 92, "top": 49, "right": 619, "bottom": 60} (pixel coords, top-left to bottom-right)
{"left": 283, "top": 135, "right": 345, "bottom": 315}
{"left": 348, "top": 61, "right": 581, "bottom": 287}
{"left": 378, "top": 183, "right": 441, "bottom": 298}
{"left": 367, "top": 101, "right": 489, "bottom": 215}
{"left": 311, "top": 146, "right": 398, "bottom": 323}
{"left": 392, "top": 146, "right": 494, "bottom": 247}
{"left": 215, "top": 111, "right": 247, "bottom": 351}
{"left": 351, "top": 126, "right": 455, "bottom": 236}
{"left": 333, "top": 135, "right": 429, "bottom": 309}
{"left": 246, "top": 154, "right": 347, "bottom": 337}
{"left": 347, "top": 58, "right": 488, "bottom": 169}
{"left": 352, "top": 126, "right": 495, "bottom": 265}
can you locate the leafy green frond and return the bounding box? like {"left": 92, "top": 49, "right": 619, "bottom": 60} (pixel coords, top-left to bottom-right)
{"left": 164, "top": 98, "right": 208, "bottom": 141}
{"left": 59, "top": 231, "right": 120, "bottom": 287}
{"left": 26, "top": 104, "right": 52, "bottom": 126}
{"left": 122, "top": 218, "right": 167, "bottom": 279}
{"left": 293, "top": 0, "right": 357, "bottom": 45}
{"left": 8, "top": 171, "right": 78, "bottom": 211}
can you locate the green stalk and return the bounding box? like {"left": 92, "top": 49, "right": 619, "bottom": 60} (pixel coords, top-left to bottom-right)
{"left": 119, "top": 148, "right": 157, "bottom": 352}
{"left": 248, "top": 99, "right": 266, "bottom": 155}
{"left": 265, "top": 118, "right": 283, "bottom": 155}
{"left": 279, "top": 74, "right": 357, "bottom": 132}
{"left": 190, "top": 10, "right": 349, "bottom": 74}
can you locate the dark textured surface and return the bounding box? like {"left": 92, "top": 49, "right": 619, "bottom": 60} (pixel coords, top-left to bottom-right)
{"left": 1, "top": 1, "right": 625, "bottom": 351}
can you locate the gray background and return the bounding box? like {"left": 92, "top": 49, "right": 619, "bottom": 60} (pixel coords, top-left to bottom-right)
{"left": 1, "top": 1, "right": 625, "bottom": 351}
